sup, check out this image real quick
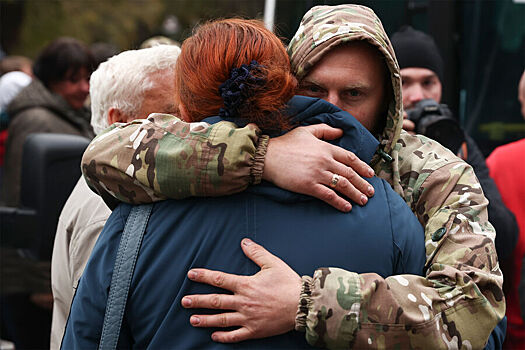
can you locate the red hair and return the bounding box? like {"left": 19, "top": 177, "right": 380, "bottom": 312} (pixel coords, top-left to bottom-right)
{"left": 175, "top": 19, "right": 297, "bottom": 132}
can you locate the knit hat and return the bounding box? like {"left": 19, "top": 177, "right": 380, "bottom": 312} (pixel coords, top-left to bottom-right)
{"left": 390, "top": 26, "right": 444, "bottom": 82}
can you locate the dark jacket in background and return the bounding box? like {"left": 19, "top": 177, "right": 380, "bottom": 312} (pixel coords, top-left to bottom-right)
{"left": 0, "top": 79, "right": 93, "bottom": 349}
{"left": 62, "top": 96, "right": 426, "bottom": 349}
{"left": 464, "top": 134, "right": 518, "bottom": 259}
{"left": 2, "top": 79, "right": 93, "bottom": 206}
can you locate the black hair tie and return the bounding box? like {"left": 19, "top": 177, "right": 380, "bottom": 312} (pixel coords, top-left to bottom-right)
{"left": 218, "top": 60, "right": 265, "bottom": 119}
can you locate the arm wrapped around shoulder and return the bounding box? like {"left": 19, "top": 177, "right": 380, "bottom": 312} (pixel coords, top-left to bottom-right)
{"left": 81, "top": 113, "right": 265, "bottom": 205}
{"left": 299, "top": 160, "right": 504, "bottom": 349}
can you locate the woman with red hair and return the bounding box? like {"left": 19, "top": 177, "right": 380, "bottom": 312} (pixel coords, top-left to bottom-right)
{"left": 62, "top": 19, "right": 424, "bottom": 349}
{"left": 175, "top": 18, "right": 296, "bottom": 133}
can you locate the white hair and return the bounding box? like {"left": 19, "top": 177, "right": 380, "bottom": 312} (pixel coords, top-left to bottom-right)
{"left": 89, "top": 45, "right": 181, "bottom": 135}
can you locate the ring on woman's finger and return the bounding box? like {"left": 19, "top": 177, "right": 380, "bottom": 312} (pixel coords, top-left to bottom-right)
{"left": 330, "top": 174, "right": 341, "bottom": 188}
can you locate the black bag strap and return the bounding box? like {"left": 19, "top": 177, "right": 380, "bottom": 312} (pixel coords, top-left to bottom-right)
{"left": 98, "top": 204, "right": 153, "bottom": 350}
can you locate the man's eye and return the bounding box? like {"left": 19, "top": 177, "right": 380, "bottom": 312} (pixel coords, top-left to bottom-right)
{"left": 422, "top": 80, "right": 434, "bottom": 88}
{"left": 347, "top": 90, "right": 360, "bottom": 97}
{"left": 305, "top": 85, "right": 321, "bottom": 93}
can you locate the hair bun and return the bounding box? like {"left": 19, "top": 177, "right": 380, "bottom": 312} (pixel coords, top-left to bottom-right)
{"left": 218, "top": 60, "right": 265, "bottom": 118}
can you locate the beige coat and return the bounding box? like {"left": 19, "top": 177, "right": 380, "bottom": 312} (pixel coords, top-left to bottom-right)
{"left": 50, "top": 177, "right": 110, "bottom": 349}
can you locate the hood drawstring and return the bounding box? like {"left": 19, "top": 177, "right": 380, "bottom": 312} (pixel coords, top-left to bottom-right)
{"left": 377, "top": 147, "right": 393, "bottom": 163}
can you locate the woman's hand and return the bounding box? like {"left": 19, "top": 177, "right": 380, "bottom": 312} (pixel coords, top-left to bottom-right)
{"left": 263, "top": 124, "right": 375, "bottom": 212}
{"left": 181, "top": 239, "right": 302, "bottom": 343}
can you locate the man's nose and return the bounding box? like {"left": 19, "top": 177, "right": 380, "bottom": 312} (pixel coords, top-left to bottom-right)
{"left": 326, "top": 92, "right": 343, "bottom": 110}
{"left": 406, "top": 84, "right": 425, "bottom": 106}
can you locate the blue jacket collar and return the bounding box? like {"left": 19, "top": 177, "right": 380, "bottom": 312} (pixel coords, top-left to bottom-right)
{"left": 204, "top": 95, "right": 379, "bottom": 164}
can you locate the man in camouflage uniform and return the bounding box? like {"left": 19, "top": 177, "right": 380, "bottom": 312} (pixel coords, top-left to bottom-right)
{"left": 82, "top": 4, "right": 505, "bottom": 349}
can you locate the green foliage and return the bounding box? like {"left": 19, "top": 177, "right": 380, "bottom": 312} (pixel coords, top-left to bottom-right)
{"left": 163, "top": 0, "right": 264, "bottom": 42}
{"left": 9, "top": 0, "right": 165, "bottom": 58}
{"left": 5, "top": 0, "right": 269, "bottom": 58}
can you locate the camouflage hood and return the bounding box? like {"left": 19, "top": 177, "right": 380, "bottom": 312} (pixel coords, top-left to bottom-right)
{"left": 287, "top": 4, "right": 403, "bottom": 156}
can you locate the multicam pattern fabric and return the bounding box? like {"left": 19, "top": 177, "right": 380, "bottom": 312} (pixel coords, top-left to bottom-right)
{"left": 82, "top": 113, "right": 265, "bottom": 206}
{"left": 81, "top": 5, "right": 504, "bottom": 349}
{"left": 288, "top": 4, "right": 403, "bottom": 157}
{"left": 289, "top": 4, "right": 504, "bottom": 349}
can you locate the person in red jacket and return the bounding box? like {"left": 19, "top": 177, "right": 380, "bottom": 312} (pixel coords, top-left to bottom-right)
{"left": 486, "top": 69, "right": 525, "bottom": 350}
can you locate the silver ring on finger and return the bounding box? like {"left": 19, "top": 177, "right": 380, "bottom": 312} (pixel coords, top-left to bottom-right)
{"left": 330, "top": 174, "right": 341, "bottom": 188}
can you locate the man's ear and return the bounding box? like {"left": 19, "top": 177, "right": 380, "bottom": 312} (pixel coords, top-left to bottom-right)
{"left": 108, "top": 107, "right": 126, "bottom": 125}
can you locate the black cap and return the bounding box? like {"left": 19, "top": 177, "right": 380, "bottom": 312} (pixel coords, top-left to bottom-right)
{"left": 391, "top": 26, "right": 444, "bottom": 82}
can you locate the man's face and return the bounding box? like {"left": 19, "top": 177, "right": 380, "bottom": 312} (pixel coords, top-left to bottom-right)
{"left": 136, "top": 72, "right": 178, "bottom": 120}
{"left": 49, "top": 67, "right": 90, "bottom": 110}
{"left": 401, "top": 67, "right": 442, "bottom": 109}
{"left": 297, "top": 43, "right": 388, "bottom": 133}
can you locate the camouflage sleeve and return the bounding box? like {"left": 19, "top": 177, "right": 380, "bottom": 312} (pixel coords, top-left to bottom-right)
{"left": 82, "top": 113, "right": 267, "bottom": 204}
{"left": 296, "top": 155, "right": 504, "bottom": 348}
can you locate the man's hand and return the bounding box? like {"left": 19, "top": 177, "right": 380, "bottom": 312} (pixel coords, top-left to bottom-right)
{"left": 402, "top": 111, "right": 416, "bottom": 135}
{"left": 262, "top": 124, "right": 375, "bottom": 212}
{"left": 181, "top": 239, "right": 301, "bottom": 343}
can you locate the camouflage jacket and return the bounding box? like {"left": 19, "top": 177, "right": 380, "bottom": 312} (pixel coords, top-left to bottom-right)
{"left": 82, "top": 113, "right": 267, "bottom": 207}
{"left": 288, "top": 5, "right": 503, "bottom": 349}
{"left": 82, "top": 5, "right": 504, "bottom": 349}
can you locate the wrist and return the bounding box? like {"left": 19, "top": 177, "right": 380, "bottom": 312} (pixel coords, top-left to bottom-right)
{"left": 251, "top": 135, "right": 269, "bottom": 185}
{"left": 261, "top": 136, "right": 278, "bottom": 183}
{"left": 295, "top": 275, "right": 314, "bottom": 332}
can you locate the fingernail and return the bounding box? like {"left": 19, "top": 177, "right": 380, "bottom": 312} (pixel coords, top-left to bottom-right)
{"left": 188, "top": 270, "right": 197, "bottom": 280}
{"left": 361, "top": 195, "right": 368, "bottom": 205}
{"left": 368, "top": 168, "right": 375, "bottom": 177}
{"left": 190, "top": 316, "right": 200, "bottom": 325}
{"left": 211, "top": 334, "right": 218, "bottom": 342}
{"left": 242, "top": 238, "right": 253, "bottom": 246}
{"left": 343, "top": 203, "right": 352, "bottom": 212}
{"left": 368, "top": 186, "right": 374, "bottom": 196}
{"left": 182, "top": 297, "right": 192, "bottom": 307}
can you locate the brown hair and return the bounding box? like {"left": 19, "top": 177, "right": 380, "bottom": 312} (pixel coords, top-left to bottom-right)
{"left": 175, "top": 19, "right": 296, "bottom": 132}
{"left": 33, "top": 37, "right": 95, "bottom": 88}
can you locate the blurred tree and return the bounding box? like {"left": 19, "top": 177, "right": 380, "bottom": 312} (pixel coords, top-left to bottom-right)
{"left": 161, "top": 0, "right": 264, "bottom": 43}
{"left": 1, "top": 0, "right": 270, "bottom": 58}
{"left": 1, "top": 0, "right": 164, "bottom": 58}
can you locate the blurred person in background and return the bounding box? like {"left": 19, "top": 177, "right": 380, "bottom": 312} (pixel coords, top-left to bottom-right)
{"left": 50, "top": 44, "right": 181, "bottom": 350}
{"left": 0, "top": 55, "right": 33, "bottom": 77}
{"left": 0, "top": 71, "right": 32, "bottom": 183}
{"left": 139, "top": 35, "right": 180, "bottom": 49}
{"left": 0, "top": 37, "right": 94, "bottom": 350}
{"left": 89, "top": 42, "right": 119, "bottom": 70}
{"left": 81, "top": 42, "right": 120, "bottom": 109}
{"left": 486, "top": 69, "right": 525, "bottom": 350}
{"left": 0, "top": 56, "right": 33, "bottom": 180}
{"left": 390, "top": 26, "right": 518, "bottom": 262}
{"left": 2, "top": 37, "right": 95, "bottom": 207}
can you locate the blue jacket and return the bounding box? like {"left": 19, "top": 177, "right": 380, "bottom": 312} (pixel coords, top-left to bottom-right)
{"left": 62, "top": 96, "right": 425, "bottom": 349}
